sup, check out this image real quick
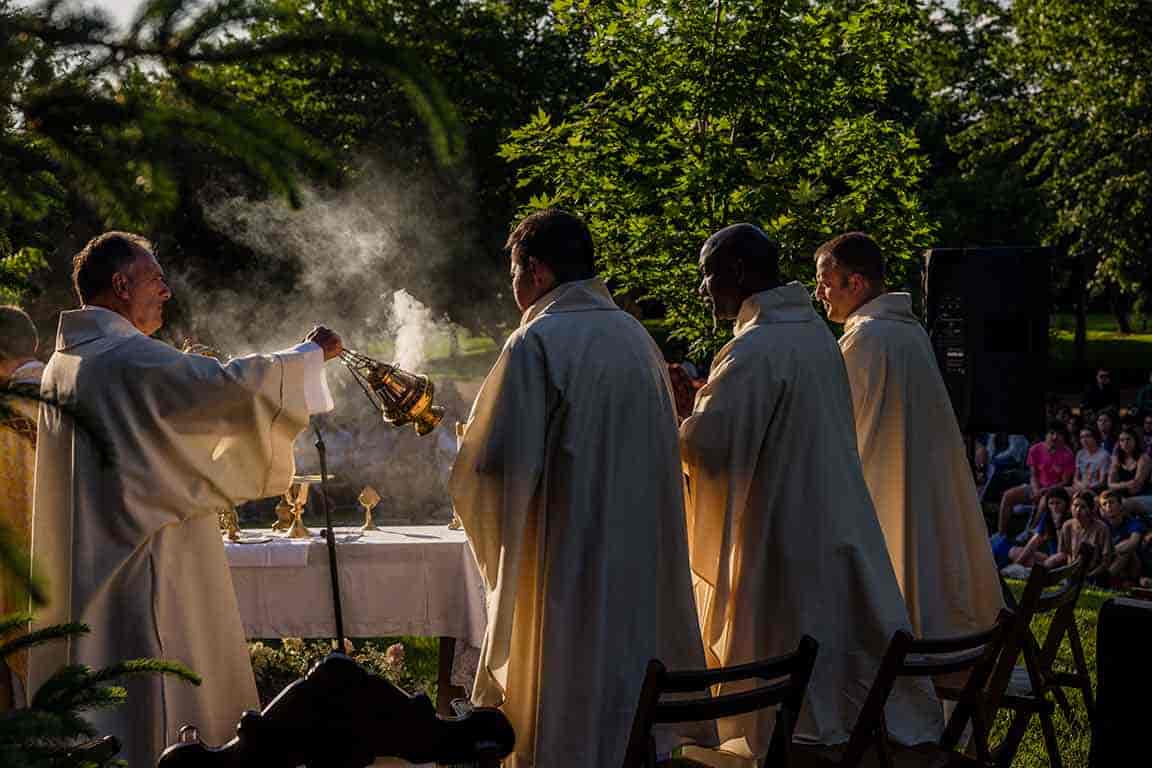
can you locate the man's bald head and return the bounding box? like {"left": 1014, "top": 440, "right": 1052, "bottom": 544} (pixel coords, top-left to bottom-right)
{"left": 698, "top": 224, "right": 781, "bottom": 322}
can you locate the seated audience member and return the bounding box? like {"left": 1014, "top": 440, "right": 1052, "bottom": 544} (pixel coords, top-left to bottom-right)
{"left": 1049, "top": 490, "right": 1112, "bottom": 578}
{"left": 1101, "top": 490, "right": 1146, "bottom": 587}
{"left": 997, "top": 421, "right": 1075, "bottom": 537}
{"left": 1073, "top": 426, "right": 1112, "bottom": 493}
{"left": 1136, "top": 371, "right": 1152, "bottom": 417}
{"left": 978, "top": 432, "right": 1031, "bottom": 502}
{"left": 1064, "top": 414, "right": 1085, "bottom": 452}
{"left": 1097, "top": 410, "right": 1118, "bottom": 454}
{"left": 1000, "top": 489, "right": 1069, "bottom": 569}
{"left": 1082, "top": 368, "right": 1120, "bottom": 414}
{"left": 1108, "top": 428, "right": 1152, "bottom": 518}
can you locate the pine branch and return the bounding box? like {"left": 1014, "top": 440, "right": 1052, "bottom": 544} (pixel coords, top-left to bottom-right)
{"left": 0, "top": 522, "right": 45, "bottom": 606}
{"left": 0, "top": 611, "right": 33, "bottom": 638}
{"left": 0, "top": 621, "right": 89, "bottom": 660}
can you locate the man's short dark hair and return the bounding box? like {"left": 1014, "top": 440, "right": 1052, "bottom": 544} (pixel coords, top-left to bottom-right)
{"left": 505, "top": 209, "right": 595, "bottom": 284}
{"left": 704, "top": 223, "right": 781, "bottom": 282}
{"left": 1047, "top": 419, "right": 1069, "bottom": 439}
{"left": 72, "top": 231, "right": 152, "bottom": 304}
{"left": 814, "top": 231, "right": 885, "bottom": 283}
{"left": 0, "top": 305, "right": 37, "bottom": 361}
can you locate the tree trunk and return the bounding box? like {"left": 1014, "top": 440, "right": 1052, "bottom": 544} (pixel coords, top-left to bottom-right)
{"left": 1074, "top": 256, "right": 1087, "bottom": 364}
{"left": 1110, "top": 287, "right": 1133, "bottom": 334}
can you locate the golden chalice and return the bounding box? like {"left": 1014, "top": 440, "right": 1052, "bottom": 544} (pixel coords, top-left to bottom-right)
{"left": 285, "top": 479, "right": 313, "bottom": 539}
{"left": 358, "top": 486, "right": 382, "bottom": 532}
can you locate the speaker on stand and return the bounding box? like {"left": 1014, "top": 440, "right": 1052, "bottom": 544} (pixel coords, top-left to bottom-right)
{"left": 923, "top": 246, "right": 1052, "bottom": 438}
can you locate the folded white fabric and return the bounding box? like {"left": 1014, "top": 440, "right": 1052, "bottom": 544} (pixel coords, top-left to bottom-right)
{"left": 225, "top": 536, "right": 312, "bottom": 568}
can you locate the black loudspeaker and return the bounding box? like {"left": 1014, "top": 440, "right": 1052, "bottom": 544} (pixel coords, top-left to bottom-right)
{"left": 923, "top": 246, "right": 1051, "bottom": 435}
{"left": 1092, "top": 597, "right": 1152, "bottom": 767}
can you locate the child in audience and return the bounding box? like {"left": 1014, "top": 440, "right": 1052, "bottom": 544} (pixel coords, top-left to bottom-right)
{"left": 1073, "top": 425, "right": 1111, "bottom": 493}
{"left": 1097, "top": 410, "right": 1118, "bottom": 453}
{"left": 1004, "top": 488, "right": 1070, "bottom": 568}
{"left": 1050, "top": 490, "right": 1112, "bottom": 577}
{"left": 1102, "top": 489, "right": 1146, "bottom": 587}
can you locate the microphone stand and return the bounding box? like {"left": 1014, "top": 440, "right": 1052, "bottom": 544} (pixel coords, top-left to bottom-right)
{"left": 312, "top": 416, "right": 346, "bottom": 649}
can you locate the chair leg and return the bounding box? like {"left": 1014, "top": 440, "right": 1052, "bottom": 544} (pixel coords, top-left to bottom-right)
{"left": 1066, "top": 629, "right": 1096, "bottom": 718}
{"left": 1039, "top": 711, "right": 1062, "bottom": 768}
{"left": 1050, "top": 686, "right": 1073, "bottom": 720}
{"left": 994, "top": 710, "right": 1033, "bottom": 768}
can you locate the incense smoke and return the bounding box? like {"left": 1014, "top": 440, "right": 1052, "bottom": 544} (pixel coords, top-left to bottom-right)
{"left": 175, "top": 165, "right": 491, "bottom": 520}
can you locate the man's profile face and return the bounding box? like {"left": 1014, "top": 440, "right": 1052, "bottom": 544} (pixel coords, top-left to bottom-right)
{"left": 1097, "top": 413, "right": 1113, "bottom": 434}
{"left": 698, "top": 245, "right": 742, "bottom": 322}
{"left": 119, "top": 247, "right": 172, "bottom": 336}
{"left": 814, "top": 254, "right": 861, "bottom": 324}
{"left": 1046, "top": 429, "right": 1063, "bottom": 448}
{"left": 1097, "top": 370, "right": 1110, "bottom": 387}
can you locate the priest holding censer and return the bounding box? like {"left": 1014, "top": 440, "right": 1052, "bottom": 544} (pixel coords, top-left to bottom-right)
{"left": 29, "top": 232, "right": 341, "bottom": 768}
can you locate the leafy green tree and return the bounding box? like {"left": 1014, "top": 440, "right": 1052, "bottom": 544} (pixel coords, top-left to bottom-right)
{"left": 502, "top": 0, "right": 935, "bottom": 353}
{"left": 211, "top": 0, "right": 601, "bottom": 339}
{"left": 951, "top": 0, "right": 1152, "bottom": 333}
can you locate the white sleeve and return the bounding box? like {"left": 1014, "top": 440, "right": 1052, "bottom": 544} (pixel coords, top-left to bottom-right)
{"left": 276, "top": 341, "right": 335, "bottom": 414}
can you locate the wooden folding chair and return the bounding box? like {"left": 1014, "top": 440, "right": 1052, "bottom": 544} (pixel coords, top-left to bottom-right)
{"left": 979, "top": 545, "right": 1096, "bottom": 768}
{"left": 622, "top": 635, "right": 820, "bottom": 768}
{"left": 793, "top": 610, "right": 1015, "bottom": 768}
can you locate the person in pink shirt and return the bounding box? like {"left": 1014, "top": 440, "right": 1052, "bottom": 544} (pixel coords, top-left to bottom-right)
{"left": 997, "top": 420, "right": 1076, "bottom": 536}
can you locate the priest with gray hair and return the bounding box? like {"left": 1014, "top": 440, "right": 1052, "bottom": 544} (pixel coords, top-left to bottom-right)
{"left": 28, "top": 231, "right": 343, "bottom": 765}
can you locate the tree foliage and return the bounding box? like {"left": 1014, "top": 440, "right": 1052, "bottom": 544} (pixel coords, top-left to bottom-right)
{"left": 947, "top": 0, "right": 1152, "bottom": 318}
{"left": 0, "top": 0, "right": 458, "bottom": 305}
{"left": 210, "top": 0, "right": 601, "bottom": 338}
{"left": 503, "top": 0, "right": 935, "bottom": 352}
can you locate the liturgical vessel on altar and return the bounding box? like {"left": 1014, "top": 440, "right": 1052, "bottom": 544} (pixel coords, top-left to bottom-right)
{"left": 340, "top": 349, "right": 445, "bottom": 436}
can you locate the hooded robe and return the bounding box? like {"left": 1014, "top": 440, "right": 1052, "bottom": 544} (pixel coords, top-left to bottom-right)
{"left": 28, "top": 307, "right": 331, "bottom": 767}
{"left": 450, "top": 279, "right": 711, "bottom": 768}
{"left": 839, "top": 293, "right": 1002, "bottom": 638}
{"left": 680, "top": 283, "right": 942, "bottom": 757}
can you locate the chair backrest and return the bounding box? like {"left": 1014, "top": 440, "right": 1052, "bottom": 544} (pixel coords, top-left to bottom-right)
{"left": 987, "top": 544, "right": 1094, "bottom": 703}
{"left": 838, "top": 610, "right": 1015, "bottom": 768}
{"left": 621, "top": 635, "right": 820, "bottom": 768}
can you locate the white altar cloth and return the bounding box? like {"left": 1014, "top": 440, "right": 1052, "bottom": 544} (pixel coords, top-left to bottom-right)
{"left": 225, "top": 525, "right": 485, "bottom": 647}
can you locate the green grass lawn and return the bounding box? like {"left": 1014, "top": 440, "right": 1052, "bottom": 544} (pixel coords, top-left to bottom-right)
{"left": 1049, "top": 313, "right": 1152, "bottom": 372}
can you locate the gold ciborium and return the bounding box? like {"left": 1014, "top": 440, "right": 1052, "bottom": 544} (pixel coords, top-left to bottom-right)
{"left": 340, "top": 349, "right": 445, "bottom": 436}
{"left": 285, "top": 478, "right": 313, "bottom": 539}
{"left": 358, "top": 485, "right": 381, "bottom": 532}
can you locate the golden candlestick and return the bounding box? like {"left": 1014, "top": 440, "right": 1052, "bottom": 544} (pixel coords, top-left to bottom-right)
{"left": 285, "top": 479, "right": 313, "bottom": 539}
{"left": 272, "top": 497, "right": 294, "bottom": 532}
{"left": 219, "top": 508, "right": 241, "bottom": 541}
{"left": 358, "top": 486, "right": 381, "bottom": 532}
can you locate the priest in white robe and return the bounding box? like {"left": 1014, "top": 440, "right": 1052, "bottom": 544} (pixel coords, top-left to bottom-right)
{"left": 814, "top": 232, "right": 1002, "bottom": 638}
{"left": 28, "top": 232, "right": 340, "bottom": 767}
{"left": 450, "top": 210, "right": 711, "bottom": 768}
{"left": 680, "top": 224, "right": 941, "bottom": 758}
{"left": 1, "top": 305, "right": 45, "bottom": 709}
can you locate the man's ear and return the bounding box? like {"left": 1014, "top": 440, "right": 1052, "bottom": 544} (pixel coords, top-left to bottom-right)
{"left": 111, "top": 271, "right": 131, "bottom": 299}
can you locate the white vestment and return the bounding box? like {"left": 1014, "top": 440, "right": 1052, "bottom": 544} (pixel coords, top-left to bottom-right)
{"left": 29, "top": 307, "right": 331, "bottom": 767}
{"left": 450, "top": 279, "right": 712, "bottom": 768}
{"left": 840, "top": 293, "right": 1003, "bottom": 638}
{"left": 680, "top": 284, "right": 942, "bottom": 756}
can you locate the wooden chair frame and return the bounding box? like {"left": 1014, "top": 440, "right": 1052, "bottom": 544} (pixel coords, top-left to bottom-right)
{"left": 981, "top": 545, "right": 1096, "bottom": 768}
{"left": 827, "top": 609, "right": 1015, "bottom": 768}
{"left": 622, "top": 635, "right": 820, "bottom": 768}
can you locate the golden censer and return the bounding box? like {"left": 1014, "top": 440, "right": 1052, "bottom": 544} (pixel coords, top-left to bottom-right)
{"left": 340, "top": 349, "right": 445, "bottom": 435}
